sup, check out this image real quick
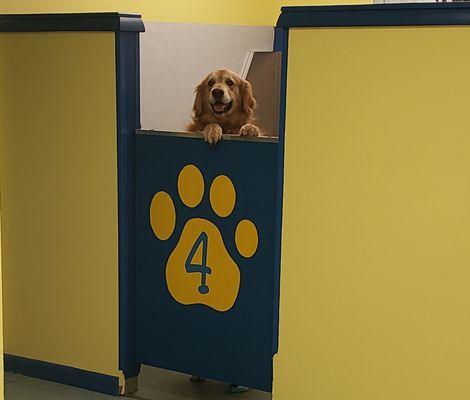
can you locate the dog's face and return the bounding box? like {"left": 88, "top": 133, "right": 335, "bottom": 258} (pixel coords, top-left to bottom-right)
{"left": 192, "top": 69, "right": 256, "bottom": 121}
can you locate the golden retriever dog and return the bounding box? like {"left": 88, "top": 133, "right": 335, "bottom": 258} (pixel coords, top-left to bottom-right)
{"left": 187, "top": 69, "right": 260, "bottom": 145}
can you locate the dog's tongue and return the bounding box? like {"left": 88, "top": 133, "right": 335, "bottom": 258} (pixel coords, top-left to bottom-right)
{"left": 213, "top": 103, "right": 226, "bottom": 112}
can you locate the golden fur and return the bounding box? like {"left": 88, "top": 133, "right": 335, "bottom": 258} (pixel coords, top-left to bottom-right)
{"left": 187, "top": 69, "right": 260, "bottom": 145}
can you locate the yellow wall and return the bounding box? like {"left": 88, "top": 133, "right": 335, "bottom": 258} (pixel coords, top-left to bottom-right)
{"left": 0, "top": 0, "right": 373, "bottom": 26}
{"left": 0, "top": 32, "right": 119, "bottom": 377}
{"left": 275, "top": 26, "right": 470, "bottom": 400}
{"left": 0, "top": 0, "right": 278, "bottom": 26}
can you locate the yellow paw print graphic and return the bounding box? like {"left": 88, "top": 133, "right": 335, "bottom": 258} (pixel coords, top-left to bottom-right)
{"left": 149, "top": 164, "right": 259, "bottom": 312}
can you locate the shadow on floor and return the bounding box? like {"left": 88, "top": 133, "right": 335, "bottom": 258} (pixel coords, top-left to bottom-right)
{"left": 5, "top": 366, "right": 272, "bottom": 400}
{"left": 132, "top": 365, "right": 271, "bottom": 400}
{"left": 5, "top": 372, "right": 116, "bottom": 400}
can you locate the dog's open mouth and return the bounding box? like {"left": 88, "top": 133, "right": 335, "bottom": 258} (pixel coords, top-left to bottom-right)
{"left": 211, "top": 101, "right": 233, "bottom": 115}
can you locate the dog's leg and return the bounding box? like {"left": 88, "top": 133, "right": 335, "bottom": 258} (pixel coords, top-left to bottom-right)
{"left": 202, "top": 123, "right": 223, "bottom": 145}
{"left": 239, "top": 124, "right": 260, "bottom": 137}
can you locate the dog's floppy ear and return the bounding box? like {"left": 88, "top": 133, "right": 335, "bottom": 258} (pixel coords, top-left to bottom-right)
{"left": 192, "top": 79, "right": 206, "bottom": 118}
{"left": 241, "top": 79, "right": 256, "bottom": 118}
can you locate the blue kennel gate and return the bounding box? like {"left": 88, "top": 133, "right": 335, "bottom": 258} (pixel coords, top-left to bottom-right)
{"left": 132, "top": 131, "right": 281, "bottom": 391}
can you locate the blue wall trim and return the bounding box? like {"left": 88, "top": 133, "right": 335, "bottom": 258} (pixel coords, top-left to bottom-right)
{"left": 116, "top": 30, "right": 142, "bottom": 379}
{"left": 272, "top": 27, "right": 288, "bottom": 356}
{"left": 4, "top": 354, "right": 119, "bottom": 395}
{"left": 0, "top": 12, "right": 144, "bottom": 32}
{"left": 277, "top": 3, "right": 470, "bottom": 28}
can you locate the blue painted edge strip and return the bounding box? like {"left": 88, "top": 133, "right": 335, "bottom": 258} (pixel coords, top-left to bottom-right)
{"left": 277, "top": 2, "right": 470, "bottom": 28}
{"left": 272, "top": 27, "right": 288, "bottom": 356}
{"left": 4, "top": 354, "right": 119, "bottom": 396}
{"left": 0, "top": 12, "right": 145, "bottom": 32}
{"left": 116, "top": 30, "right": 142, "bottom": 379}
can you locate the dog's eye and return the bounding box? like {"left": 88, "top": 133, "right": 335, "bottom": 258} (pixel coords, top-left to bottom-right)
{"left": 226, "top": 79, "right": 234, "bottom": 86}
{"left": 208, "top": 79, "right": 215, "bottom": 87}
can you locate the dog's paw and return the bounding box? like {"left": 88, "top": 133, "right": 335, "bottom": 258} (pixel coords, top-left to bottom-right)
{"left": 203, "top": 124, "right": 223, "bottom": 145}
{"left": 239, "top": 124, "right": 260, "bottom": 137}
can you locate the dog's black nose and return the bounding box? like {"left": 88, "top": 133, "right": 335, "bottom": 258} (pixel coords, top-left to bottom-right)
{"left": 211, "top": 88, "right": 224, "bottom": 99}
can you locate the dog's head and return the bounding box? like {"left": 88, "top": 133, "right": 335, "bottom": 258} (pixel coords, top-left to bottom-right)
{"left": 192, "top": 69, "right": 256, "bottom": 120}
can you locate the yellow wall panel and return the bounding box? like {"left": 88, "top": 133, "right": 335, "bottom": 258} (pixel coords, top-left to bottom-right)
{"left": 0, "top": 32, "right": 118, "bottom": 377}
{"left": 275, "top": 26, "right": 470, "bottom": 400}
{"left": 0, "top": 0, "right": 278, "bottom": 26}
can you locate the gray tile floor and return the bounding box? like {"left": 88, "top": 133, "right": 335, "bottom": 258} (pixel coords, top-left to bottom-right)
{"left": 5, "top": 366, "right": 272, "bottom": 400}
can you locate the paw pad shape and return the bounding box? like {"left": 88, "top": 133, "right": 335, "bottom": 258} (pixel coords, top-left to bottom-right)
{"left": 150, "top": 164, "right": 259, "bottom": 312}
